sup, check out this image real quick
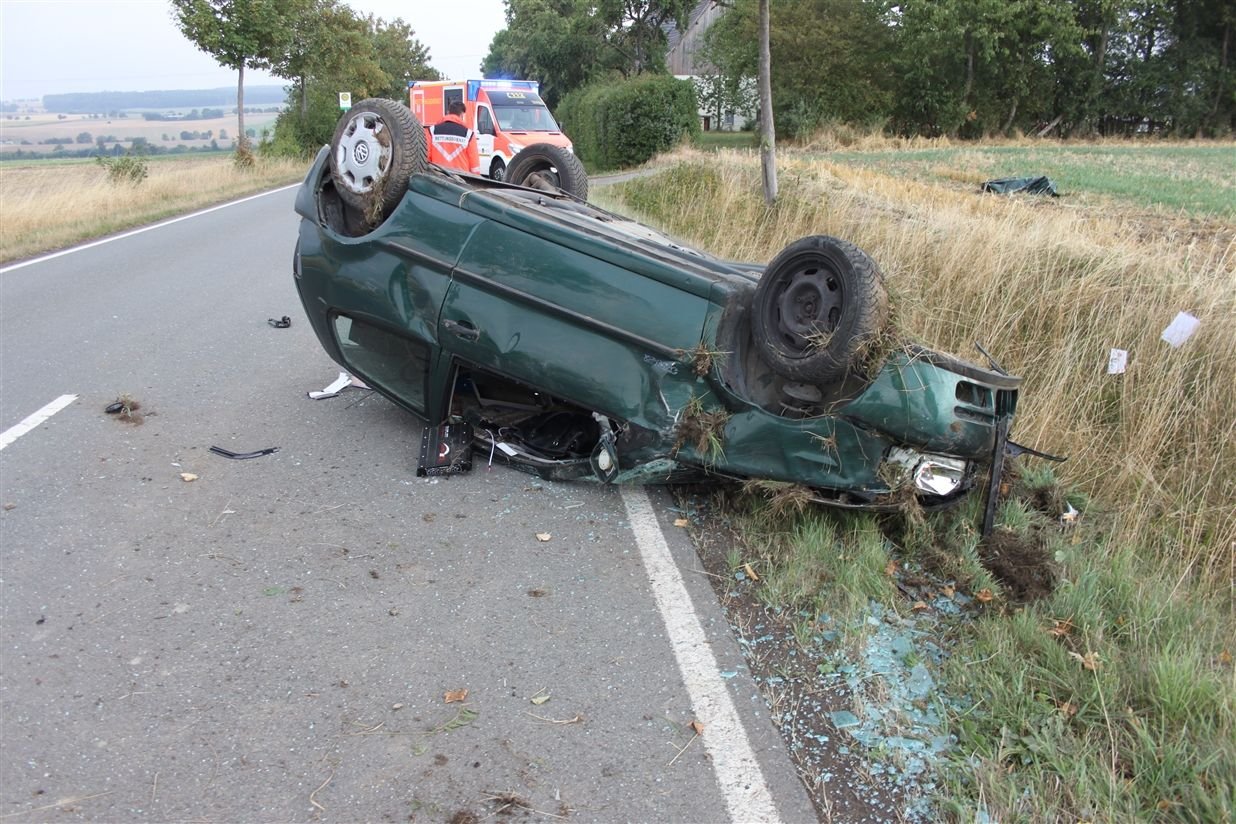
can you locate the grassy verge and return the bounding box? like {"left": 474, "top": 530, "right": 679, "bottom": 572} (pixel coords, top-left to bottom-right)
{"left": 692, "top": 130, "right": 758, "bottom": 151}
{"left": 0, "top": 153, "right": 306, "bottom": 263}
{"left": 595, "top": 142, "right": 1235, "bottom": 821}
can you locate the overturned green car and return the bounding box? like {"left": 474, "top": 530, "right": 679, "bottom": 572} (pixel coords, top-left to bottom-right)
{"left": 294, "top": 99, "right": 1040, "bottom": 531}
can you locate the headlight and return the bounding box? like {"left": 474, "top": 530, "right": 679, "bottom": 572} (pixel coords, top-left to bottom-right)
{"left": 885, "top": 448, "right": 968, "bottom": 497}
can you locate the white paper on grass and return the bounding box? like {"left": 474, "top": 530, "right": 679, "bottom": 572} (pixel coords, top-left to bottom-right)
{"left": 1161, "top": 312, "right": 1200, "bottom": 348}
{"left": 1107, "top": 348, "right": 1128, "bottom": 374}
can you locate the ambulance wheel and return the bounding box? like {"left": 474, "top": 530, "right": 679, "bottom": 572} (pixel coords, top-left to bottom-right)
{"left": 489, "top": 158, "right": 506, "bottom": 182}
{"left": 506, "top": 144, "right": 588, "bottom": 200}
{"left": 330, "top": 98, "right": 426, "bottom": 220}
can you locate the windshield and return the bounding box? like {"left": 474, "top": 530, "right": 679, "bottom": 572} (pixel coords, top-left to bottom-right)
{"left": 487, "top": 89, "right": 560, "bottom": 132}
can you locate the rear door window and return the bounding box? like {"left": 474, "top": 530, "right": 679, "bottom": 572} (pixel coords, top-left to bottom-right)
{"left": 332, "top": 315, "right": 430, "bottom": 413}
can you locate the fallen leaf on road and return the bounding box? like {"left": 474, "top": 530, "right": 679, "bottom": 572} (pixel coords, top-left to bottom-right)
{"left": 444, "top": 688, "right": 468, "bottom": 703}
{"left": 535, "top": 533, "right": 551, "bottom": 542}
{"left": 180, "top": 473, "right": 198, "bottom": 482}
{"left": 530, "top": 690, "right": 551, "bottom": 706}
{"left": 673, "top": 518, "right": 689, "bottom": 527}
{"left": 689, "top": 720, "right": 705, "bottom": 735}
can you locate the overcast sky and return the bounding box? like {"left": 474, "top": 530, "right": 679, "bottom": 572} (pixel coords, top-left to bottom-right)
{"left": 0, "top": 0, "right": 507, "bottom": 101}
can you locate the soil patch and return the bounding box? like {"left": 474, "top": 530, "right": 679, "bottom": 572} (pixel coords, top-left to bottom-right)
{"left": 979, "top": 529, "right": 1057, "bottom": 603}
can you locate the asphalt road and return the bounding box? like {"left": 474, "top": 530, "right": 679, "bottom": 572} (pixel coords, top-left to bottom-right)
{"left": 0, "top": 188, "right": 817, "bottom": 822}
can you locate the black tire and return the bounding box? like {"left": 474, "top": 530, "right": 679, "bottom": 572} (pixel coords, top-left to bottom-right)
{"left": 489, "top": 157, "right": 506, "bottom": 182}
{"left": 505, "top": 143, "right": 589, "bottom": 200}
{"left": 751, "top": 236, "right": 889, "bottom": 384}
{"left": 329, "top": 98, "right": 426, "bottom": 220}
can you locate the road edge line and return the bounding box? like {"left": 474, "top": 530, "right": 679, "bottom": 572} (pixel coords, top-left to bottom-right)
{"left": 620, "top": 486, "right": 783, "bottom": 824}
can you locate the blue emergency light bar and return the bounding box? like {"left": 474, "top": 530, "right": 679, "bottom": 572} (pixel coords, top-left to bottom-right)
{"left": 469, "top": 79, "right": 538, "bottom": 100}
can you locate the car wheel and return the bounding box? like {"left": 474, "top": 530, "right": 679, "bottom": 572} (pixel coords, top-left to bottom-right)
{"left": 751, "top": 235, "right": 889, "bottom": 384}
{"left": 329, "top": 98, "right": 426, "bottom": 221}
{"left": 490, "top": 158, "right": 506, "bottom": 182}
{"left": 505, "top": 143, "right": 589, "bottom": 200}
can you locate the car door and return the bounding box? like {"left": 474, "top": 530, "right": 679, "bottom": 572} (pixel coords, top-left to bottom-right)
{"left": 475, "top": 105, "right": 496, "bottom": 176}
{"left": 437, "top": 205, "right": 712, "bottom": 429}
{"left": 306, "top": 175, "right": 487, "bottom": 420}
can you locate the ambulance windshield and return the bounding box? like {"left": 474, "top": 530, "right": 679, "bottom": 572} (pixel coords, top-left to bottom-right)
{"left": 488, "top": 90, "right": 560, "bottom": 132}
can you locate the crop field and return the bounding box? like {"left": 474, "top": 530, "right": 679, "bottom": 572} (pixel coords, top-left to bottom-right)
{"left": 816, "top": 142, "right": 1236, "bottom": 218}
{"left": 0, "top": 153, "right": 304, "bottom": 263}
{"left": 595, "top": 139, "right": 1234, "bottom": 822}
{"left": 0, "top": 110, "right": 281, "bottom": 153}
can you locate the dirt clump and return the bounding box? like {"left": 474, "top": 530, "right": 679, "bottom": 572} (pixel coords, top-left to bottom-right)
{"left": 980, "top": 529, "right": 1057, "bottom": 603}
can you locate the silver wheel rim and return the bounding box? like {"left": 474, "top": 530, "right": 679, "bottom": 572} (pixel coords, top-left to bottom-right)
{"left": 334, "top": 111, "right": 391, "bottom": 195}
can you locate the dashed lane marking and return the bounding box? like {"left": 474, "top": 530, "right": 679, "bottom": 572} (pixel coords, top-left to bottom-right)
{"left": 620, "top": 486, "right": 784, "bottom": 824}
{"left": 0, "top": 395, "right": 78, "bottom": 451}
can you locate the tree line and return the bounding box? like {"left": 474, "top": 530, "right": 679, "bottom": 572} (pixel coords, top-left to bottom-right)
{"left": 170, "top": 0, "right": 1230, "bottom": 161}
{"left": 483, "top": 0, "right": 1233, "bottom": 139}
{"left": 172, "top": 0, "right": 438, "bottom": 154}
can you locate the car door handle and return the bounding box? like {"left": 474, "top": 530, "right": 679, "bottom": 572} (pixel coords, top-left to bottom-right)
{"left": 443, "top": 318, "right": 480, "bottom": 341}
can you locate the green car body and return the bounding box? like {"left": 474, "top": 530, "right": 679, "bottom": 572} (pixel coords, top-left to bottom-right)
{"left": 293, "top": 145, "right": 1021, "bottom": 511}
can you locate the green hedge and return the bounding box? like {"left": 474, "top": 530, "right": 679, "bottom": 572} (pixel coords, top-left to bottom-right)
{"left": 557, "top": 74, "right": 699, "bottom": 171}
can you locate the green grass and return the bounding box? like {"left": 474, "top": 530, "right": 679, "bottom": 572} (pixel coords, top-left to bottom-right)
{"left": 732, "top": 472, "right": 1236, "bottom": 823}
{"left": 940, "top": 537, "right": 1235, "bottom": 822}
{"left": 692, "top": 130, "right": 758, "bottom": 151}
{"left": 816, "top": 144, "right": 1236, "bottom": 218}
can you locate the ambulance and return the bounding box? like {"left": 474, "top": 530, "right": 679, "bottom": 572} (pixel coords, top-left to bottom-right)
{"left": 408, "top": 79, "right": 573, "bottom": 181}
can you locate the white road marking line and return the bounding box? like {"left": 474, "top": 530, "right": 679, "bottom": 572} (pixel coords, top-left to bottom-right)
{"left": 0, "top": 184, "right": 300, "bottom": 274}
{"left": 620, "top": 487, "right": 783, "bottom": 824}
{"left": 0, "top": 395, "right": 78, "bottom": 451}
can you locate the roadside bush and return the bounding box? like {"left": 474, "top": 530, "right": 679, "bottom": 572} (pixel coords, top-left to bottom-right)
{"left": 96, "top": 150, "right": 148, "bottom": 185}
{"left": 268, "top": 84, "right": 356, "bottom": 158}
{"left": 558, "top": 74, "right": 699, "bottom": 170}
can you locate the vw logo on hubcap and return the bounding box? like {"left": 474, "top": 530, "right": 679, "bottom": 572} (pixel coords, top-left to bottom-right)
{"left": 353, "top": 141, "right": 370, "bottom": 164}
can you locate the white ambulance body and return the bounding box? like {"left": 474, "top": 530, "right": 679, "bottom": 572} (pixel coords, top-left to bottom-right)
{"left": 408, "top": 78, "right": 573, "bottom": 180}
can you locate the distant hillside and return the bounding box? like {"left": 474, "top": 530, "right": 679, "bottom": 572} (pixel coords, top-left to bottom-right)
{"left": 42, "top": 86, "right": 287, "bottom": 113}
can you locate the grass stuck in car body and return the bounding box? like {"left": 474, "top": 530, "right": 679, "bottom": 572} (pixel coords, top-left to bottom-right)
{"left": 595, "top": 142, "right": 1234, "bottom": 822}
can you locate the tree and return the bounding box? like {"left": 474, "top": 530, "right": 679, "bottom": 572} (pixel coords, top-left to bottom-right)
{"left": 596, "top": 0, "right": 695, "bottom": 74}
{"left": 481, "top": 0, "right": 693, "bottom": 107}
{"left": 271, "top": 0, "right": 384, "bottom": 117}
{"left": 702, "top": 0, "right": 895, "bottom": 138}
{"left": 171, "top": 0, "right": 306, "bottom": 151}
{"left": 758, "top": 0, "right": 776, "bottom": 204}
{"left": 269, "top": 4, "right": 436, "bottom": 154}
{"left": 482, "top": 0, "right": 607, "bottom": 108}
{"left": 368, "top": 16, "right": 439, "bottom": 99}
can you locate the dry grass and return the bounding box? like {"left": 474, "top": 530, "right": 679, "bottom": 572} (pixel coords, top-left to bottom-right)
{"left": 0, "top": 154, "right": 305, "bottom": 263}
{"left": 599, "top": 145, "right": 1235, "bottom": 580}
